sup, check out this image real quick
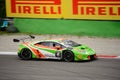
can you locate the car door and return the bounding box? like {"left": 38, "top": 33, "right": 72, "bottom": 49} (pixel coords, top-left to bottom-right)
{"left": 35, "top": 41, "right": 59, "bottom": 58}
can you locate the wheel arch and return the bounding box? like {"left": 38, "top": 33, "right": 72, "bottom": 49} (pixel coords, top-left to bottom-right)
{"left": 62, "top": 50, "right": 74, "bottom": 62}
{"left": 18, "top": 48, "right": 32, "bottom": 60}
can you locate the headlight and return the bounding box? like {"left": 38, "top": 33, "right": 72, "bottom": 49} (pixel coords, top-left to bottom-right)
{"left": 80, "top": 50, "right": 88, "bottom": 54}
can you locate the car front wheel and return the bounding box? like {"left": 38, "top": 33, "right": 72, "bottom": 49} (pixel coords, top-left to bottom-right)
{"left": 63, "top": 50, "right": 74, "bottom": 62}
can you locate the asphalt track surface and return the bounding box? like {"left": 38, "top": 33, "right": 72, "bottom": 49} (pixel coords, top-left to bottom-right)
{"left": 0, "top": 35, "right": 120, "bottom": 80}
{"left": 0, "top": 55, "right": 120, "bottom": 80}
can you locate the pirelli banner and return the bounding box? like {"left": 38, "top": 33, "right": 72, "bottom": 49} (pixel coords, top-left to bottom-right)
{"left": 6, "top": 0, "right": 120, "bottom": 20}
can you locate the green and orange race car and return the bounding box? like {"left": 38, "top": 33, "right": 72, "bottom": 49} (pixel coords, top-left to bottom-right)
{"left": 13, "top": 35, "right": 97, "bottom": 62}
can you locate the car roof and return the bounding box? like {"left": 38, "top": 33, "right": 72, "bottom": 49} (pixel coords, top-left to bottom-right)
{"left": 32, "top": 38, "right": 66, "bottom": 44}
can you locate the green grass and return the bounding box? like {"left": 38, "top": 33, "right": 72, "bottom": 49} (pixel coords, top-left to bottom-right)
{"left": 0, "top": 31, "right": 20, "bottom": 35}
{"left": 14, "top": 18, "right": 120, "bottom": 38}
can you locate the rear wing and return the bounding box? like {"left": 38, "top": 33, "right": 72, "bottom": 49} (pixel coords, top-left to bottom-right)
{"left": 13, "top": 35, "right": 35, "bottom": 43}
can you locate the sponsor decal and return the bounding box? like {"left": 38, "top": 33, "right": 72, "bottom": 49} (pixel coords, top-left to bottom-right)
{"left": 73, "top": 0, "right": 120, "bottom": 16}
{"left": 70, "top": 0, "right": 120, "bottom": 20}
{"left": 6, "top": 0, "right": 62, "bottom": 18}
{"left": 38, "top": 49, "right": 55, "bottom": 57}
{"left": 6, "top": 0, "right": 120, "bottom": 20}
{"left": 11, "top": 0, "right": 61, "bottom": 14}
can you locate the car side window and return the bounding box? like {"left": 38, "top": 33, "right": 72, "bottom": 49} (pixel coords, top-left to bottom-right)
{"left": 35, "top": 42, "right": 65, "bottom": 49}
{"left": 37, "top": 42, "right": 55, "bottom": 48}
{"left": 38, "top": 42, "right": 50, "bottom": 47}
{"left": 52, "top": 42, "right": 65, "bottom": 49}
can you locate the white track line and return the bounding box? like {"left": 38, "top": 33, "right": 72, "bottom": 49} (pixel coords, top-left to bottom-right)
{"left": 0, "top": 52, "right": 120, "bottom": 59}
{"left": 0, "top": 52, "right": 17, "bottom": 55}
{"left": 116, "top": 56, "right": 120, "bottom": 59}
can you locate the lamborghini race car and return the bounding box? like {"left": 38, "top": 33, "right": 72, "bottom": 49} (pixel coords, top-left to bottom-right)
{"left": 13, "top": 35, "right": 96, "bottom": 62}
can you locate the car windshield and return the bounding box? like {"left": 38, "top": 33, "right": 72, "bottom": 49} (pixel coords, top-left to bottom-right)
{"left": 61, "top": 40, "right": 80, "bottom": 47}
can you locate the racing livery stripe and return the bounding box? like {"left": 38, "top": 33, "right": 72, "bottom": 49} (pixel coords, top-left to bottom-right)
{"left": 38, "top": 49, "right": 55, "bottom": 58}
{"left": 24, "top": 43, "right": 46, "bottom": 58}
{"left": 26, "top": 43, "right": 56, "bottom": 58}
{"left": 30, "top": 47, "right": 46, "bottom": 58}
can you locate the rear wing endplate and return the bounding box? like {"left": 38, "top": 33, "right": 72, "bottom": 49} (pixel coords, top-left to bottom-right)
{"left": 13, "top": 35, "right": 35, "bottom": 43}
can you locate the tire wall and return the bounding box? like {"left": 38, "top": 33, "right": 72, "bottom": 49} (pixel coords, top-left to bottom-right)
{"left": 14, "top": 18, "right": 120, "bottom": 37}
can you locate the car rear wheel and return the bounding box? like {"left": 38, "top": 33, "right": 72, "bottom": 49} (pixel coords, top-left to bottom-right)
{"left": 63, "top": 50, "right": 74, "bottom": 62}
{"left": 20, "top": 48, "right": 32, "bottom": 60}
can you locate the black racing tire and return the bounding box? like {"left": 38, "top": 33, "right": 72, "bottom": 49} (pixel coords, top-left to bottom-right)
{"left": 63, "top": 50, "right": 74, "bottom": 62}
{"left": 19, "top": 48, "right": 32, "bottom": 60}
